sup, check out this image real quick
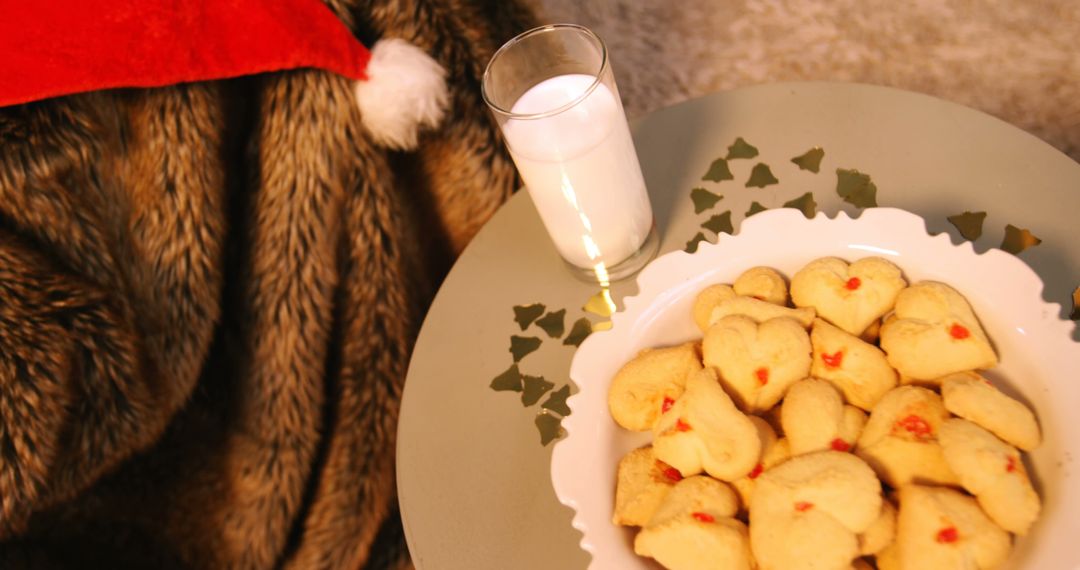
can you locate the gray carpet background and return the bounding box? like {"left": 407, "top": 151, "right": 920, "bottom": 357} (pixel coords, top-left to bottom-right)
{"left": 525, "top": 0, "right": 1080, "bottom": 161}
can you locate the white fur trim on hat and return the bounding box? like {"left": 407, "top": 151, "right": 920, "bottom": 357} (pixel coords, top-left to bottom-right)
{"left": 354, "top": 38, "right": 449, "bottom": 151}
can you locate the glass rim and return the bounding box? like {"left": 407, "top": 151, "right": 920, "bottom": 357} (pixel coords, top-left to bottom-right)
{"left": 481, "top": 23, "right": 609, "bottom": 121}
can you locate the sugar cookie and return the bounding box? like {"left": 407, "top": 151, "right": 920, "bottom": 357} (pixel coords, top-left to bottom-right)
{"left": 855, "top": 386, "right": 958, "bottom": 487}
{"left": 938, "top": 418, "right": 1040, "bottom": 535}
{"left": 791, "top": 257, "right": 906, "bottom": 336}
{"left": 609, "top": 342, "right": 702, "bottom": 431}
{"left": 811, "top": 318, "right": 897, "bottom": 410}
{"left": 879, "top": 281, "right": 997, "bottom": 381}
{"left": 703, "top": 315, "right": 812, "bottom": 413}
{"left": 895, "top": 484, "right": 1011, "bottom": 570}
{"left": 653, "top": 368, "right": 762, "bottom": 481}
{"left": 941, "top": 371, "right": 1040, "bottom": 451}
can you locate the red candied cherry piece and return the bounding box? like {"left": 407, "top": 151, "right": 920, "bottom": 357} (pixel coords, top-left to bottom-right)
{"left": 794, "top": 501, "right": 814, "bottom": 512}
{"left": 949, "top": 324, "right": 971, "bottom": 339}
{"left": 936, "top": 527, "right": 959, "bottom": 543}
{"left": 894, "top": 414, "right": 933, "bottom": 440}
{"left": 1006, "top": 456, "right": 1018, "bottom": 473}
{"left": 830, "top": 438, "right": 851, "bottom": 452}
{"left": 821, "top": 350, "right": 844, "bottom": 368}
{"left": 748, "top": 463, "right": 764, "bottom": 479}
{"left": 661, "top": 396, "right": 675, "bottom": 414}
{"left": 845, "top": 277, "right": 862, "bottom": 291}
{"left": 675, "top": 419, "right": 692, "bottom": 432}
{"left": 692, "top": 512, "right": 715, "bottom": 523}
{"left": 656, "top": 460, "right": 683, "bottom": 483}
{"left": 754, "top": 367, "right": 769, "bottom": 386}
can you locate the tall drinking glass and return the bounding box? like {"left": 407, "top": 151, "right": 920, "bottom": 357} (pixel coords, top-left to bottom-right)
{"left": 482, "top": 24, "right": 659, "bottom": 283}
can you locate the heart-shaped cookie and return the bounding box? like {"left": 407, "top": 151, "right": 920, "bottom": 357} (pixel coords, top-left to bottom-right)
{"left": 636, "top": 516, "right": 752, "bottom": 570}
{"left": 693, "top": 285, "right": 814, "bottom": 332}
{"left": 608, "top": 341, "right": 702, "bottom": 431}
{"left": 938, "top": 419, "right": 1040, "bottom": 535}
{"left": 635, "top": 476, "right": 752, "bottom": 570}
{"left": 855, "top": 386, "right": 959, "bottom": 487}
{"left": 895, "top": 485, "right": 1011, "bottom": 570}
{"left": 781, "top": 378, "right": 866, "bottom": 456}
{"left": 940, "top": 371, "right": 1041, "bottom": 451}
{"left": 750, "top": 451, "right": 883, "bottom": 570}
{"left": 790, "top": 256, "right": 907, "bottom": 336}
{"left": 879, "top": 281, "right": 998, "bottom": 381}
{"left": 702, "top": 315, "right": 812, "bottom": 413}
{"left": 613, "top": 445, "right": 681, "bottom": 526}
{"left": 652, "top": 368, "right": 762, "bottom": 481}
{"left": 811, "top": 318, "right": 898, "bottom": 411}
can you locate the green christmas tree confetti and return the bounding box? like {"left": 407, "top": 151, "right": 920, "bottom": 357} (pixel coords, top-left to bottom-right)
{"left": 521, "top": 375, "right": 555, "bottom": 406}
{"left": 702, "top": 158, "right": 734, "bottom": 182}
{"left": 512, "top": 303, "right": 546, "bottom": 331}
{"left": 489, "top": 364, "right": 523, "bottom": 392}
{"left": 535, "top": 411, "right": 564, "bottom": 446}
{"left": 690, "top": 187, "right": 723, "bottom": 213}
{"left": 791, "top": 148, "right": 825, "bottom": 173}
{"left": 746, "top": 201, "right": 768, "bottom": 217}
{"left": 509, "top": 335, "right": 542, "bottom": 362}
{"left": 836, "top": 168, "right": 878, "bottom": 208}
{"left": 564, "top": 318, "right": 593, "bottom": 347}
{"left": 726, "top": 137, "right": 759, "bottom": 160}
{"left": 535, "top": 309, "right": 566, "bottom": 338}
{"left": 1000, "top": 224, "right": 1041, "bottom": 254}
{"left": 541, "top": 385, "right": 573, "bottom": 416}
{"left": 685, "top": 232, "right": 708, "bottom": 253}
{"left": 782, "top": 192, "right": 817, "bottom": 218}
{"left": 746, "top": 163, "right": 779, "bottom": 188}
{"left": 702, "top": 211, "right": 734, "bottom": 235}
{"left": 947, "top": 211, "right": 987, "bottom": 241}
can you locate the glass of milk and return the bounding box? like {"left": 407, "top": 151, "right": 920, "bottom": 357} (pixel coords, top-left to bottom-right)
{"left": 482, "top": 24, "right": 659, "bottom": 283}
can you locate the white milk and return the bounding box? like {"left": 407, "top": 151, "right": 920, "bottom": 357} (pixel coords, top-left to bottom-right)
{"left": 501, "top": 74, "right": 653, "bottom": 270}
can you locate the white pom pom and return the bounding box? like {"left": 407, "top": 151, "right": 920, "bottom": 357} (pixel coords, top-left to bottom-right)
{"left": 354, "top": 38, "right": 449, "bottom": 151}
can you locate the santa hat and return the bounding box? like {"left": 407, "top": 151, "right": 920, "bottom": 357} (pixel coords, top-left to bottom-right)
{"left": 0, "top": 0, "right": 448, "bottom": 150}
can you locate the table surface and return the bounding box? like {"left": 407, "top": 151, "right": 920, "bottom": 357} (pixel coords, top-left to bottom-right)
{"left": 396, "top": 82, "right": 1080, "bottom": 569}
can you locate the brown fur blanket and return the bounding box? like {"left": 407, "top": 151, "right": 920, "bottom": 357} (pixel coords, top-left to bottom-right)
{"left": 0, "top": 1, "right": 533, "bottom": 568}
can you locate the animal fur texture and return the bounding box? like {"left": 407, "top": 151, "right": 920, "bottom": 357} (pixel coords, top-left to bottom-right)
{"left": 0, "top": 1, "right": 534, "bottom": 568}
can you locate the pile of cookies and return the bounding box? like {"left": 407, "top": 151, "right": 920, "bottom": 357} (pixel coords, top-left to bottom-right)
{"left": 609, "top": 257, "right": 1041, "bottom": 570}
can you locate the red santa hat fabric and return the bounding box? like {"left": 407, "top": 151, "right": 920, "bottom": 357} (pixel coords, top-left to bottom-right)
{"left": 0, "top": 0, "right": 372, "bottom": 108}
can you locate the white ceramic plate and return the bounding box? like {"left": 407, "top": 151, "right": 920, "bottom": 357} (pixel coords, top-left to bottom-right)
{"left": 551, "top": 207, "right": 1080, "bottom": 570}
